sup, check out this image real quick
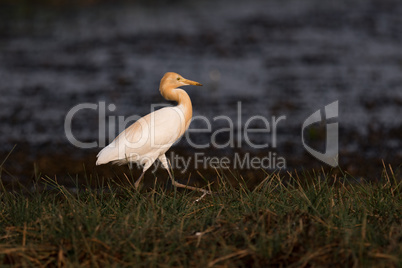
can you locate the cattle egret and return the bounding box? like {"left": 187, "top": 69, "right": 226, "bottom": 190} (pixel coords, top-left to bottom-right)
{"left": 96, "top": 72, "right": 211, "bottom": 198}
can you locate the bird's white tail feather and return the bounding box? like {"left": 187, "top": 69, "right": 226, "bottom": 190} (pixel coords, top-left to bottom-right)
{"left": 96, "top": 145, "right": 118, "bottom": 165}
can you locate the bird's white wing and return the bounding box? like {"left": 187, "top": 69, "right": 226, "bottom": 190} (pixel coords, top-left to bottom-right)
{"left": 96, "top": 106, "right": 186, "bottom": 165}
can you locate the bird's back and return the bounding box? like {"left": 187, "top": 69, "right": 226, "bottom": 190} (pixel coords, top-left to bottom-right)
{"left": 96, "top": 106, "right": 187, "bottom": 166}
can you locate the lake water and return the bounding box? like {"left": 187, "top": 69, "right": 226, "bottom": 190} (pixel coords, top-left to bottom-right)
{"left": 0, "top": 0, "right": 401, "bottom": 184}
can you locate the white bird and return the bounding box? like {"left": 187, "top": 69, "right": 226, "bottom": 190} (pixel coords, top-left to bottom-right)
{"left": 96, "top": 72, "right": 210, "bottom": 197}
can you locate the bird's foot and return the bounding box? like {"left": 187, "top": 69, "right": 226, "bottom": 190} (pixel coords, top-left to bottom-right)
{"left": 194, "top": 191, "right": 209, "bottom": 202}
{"left": 193, "top": 188, "right": 215, "bottom": 203}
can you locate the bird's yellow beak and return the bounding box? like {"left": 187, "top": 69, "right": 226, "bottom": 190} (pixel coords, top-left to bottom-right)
{"left": 183, "top": 78, "right": 202, "bottom": 86}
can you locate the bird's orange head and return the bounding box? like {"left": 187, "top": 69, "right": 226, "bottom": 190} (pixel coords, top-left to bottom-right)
{"left": 160, "top": 72, "right": 202, "bottom": 90}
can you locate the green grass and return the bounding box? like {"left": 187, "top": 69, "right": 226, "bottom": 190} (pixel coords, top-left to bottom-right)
{"left": 0, "top": 166, "right": 401, "bottom": 267}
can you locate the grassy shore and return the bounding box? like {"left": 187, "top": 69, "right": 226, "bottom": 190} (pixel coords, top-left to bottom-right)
{"left": 0, "top": 165, "right": 401, "bottom": 267}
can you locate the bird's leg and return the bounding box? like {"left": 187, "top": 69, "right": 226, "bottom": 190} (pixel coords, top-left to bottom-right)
{"left": 134, "top": 171, "right": 145, "bottom": 189}
{"left": 166, "top": 167, "right": 210, "bottom": 193}
{"left": 159, "top": 154, "right": 211, "bottom": 201}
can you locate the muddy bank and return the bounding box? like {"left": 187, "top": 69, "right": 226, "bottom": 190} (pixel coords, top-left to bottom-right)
{"left": 1, "top": 124, "right": 400, "bottom": 189}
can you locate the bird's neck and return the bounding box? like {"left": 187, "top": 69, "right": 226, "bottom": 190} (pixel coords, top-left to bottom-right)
{"left": 160, "top": 86, "right": 193, "bottom": 128}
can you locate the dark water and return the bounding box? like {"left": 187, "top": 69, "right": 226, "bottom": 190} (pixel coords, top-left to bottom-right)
{"left": 0, "top": 0, "right": 401, "bottom": 184}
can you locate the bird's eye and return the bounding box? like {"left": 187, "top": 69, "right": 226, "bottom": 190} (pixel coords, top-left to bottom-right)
{"left": 177, "top": 77, "right": 181, "bottom": 80}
